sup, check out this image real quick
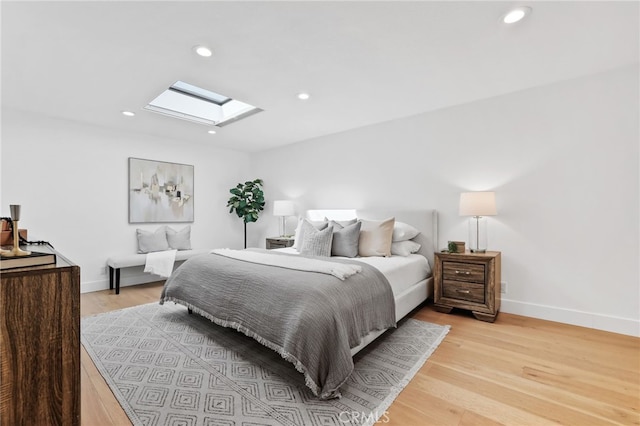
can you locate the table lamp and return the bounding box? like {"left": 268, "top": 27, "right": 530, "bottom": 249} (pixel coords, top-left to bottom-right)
{"left": 459, "top": 192, "right": 497, "bottom": 253}
{"left": 273, "top": 200, "right": 296, "bottom": 237}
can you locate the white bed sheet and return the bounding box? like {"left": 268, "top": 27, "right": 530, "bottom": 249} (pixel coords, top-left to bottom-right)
{"left": 350, "top": 254, "right": 430, "bottom": 296}
{"left": 274, "top": 248, "right": 430, "bottom": 296}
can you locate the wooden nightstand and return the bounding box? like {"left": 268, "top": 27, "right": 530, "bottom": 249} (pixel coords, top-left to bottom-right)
{"left": 433, "top": 251, "right": 501, "bottom": 322}
{"left": 266, "top": 237, "right": 295, "bottom": 249}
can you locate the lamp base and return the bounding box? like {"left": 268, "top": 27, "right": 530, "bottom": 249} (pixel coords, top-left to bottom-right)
{"left": 468, "top": 216, "right": 489, "bottom": 254}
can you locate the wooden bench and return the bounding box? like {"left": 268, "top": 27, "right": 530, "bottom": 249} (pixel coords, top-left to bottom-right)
{"left": 106, "top": 249, "right": 210, "bottom": 294}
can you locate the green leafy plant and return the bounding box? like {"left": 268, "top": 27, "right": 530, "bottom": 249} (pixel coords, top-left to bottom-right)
{"left": 227, "top": 179, "right": 265, "bottom": 248}
{"left": 448, "top": 241, "right": 458, "bottom": 253}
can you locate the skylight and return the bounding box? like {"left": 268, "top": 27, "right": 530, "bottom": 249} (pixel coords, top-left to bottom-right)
{"left": 144, "top": 81, "right": 262, "bottom": 127}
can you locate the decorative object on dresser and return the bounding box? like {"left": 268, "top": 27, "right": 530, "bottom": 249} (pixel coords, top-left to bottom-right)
{"left": 459, "top": 191, "right": 497, "bottom": 253}
{"left": 265, "top": 236, "right": 294, "bottom": 249}
{"left": 0, "top": 218, "right": 27, "bottom": 247}
{"left": 433, "top": 251, "right": 501, "bottom": 322}
{"left": 272, "top": 199, "right": 296, "bottom": 237}
{"left": 0, "top": 245, "right": 80, "bottom": 425}
{"left": 129, "top": 158, "right": 194, "bottom": 224}
{"left": 0, "top": 205, "right": 30, "bottom": 257}
{"left": 226, "top": 178, "right": 265, "bottom": 248}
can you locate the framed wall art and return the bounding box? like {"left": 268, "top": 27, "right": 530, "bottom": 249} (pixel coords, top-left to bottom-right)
{"left": 128, "top": 158, "right": 194, "bottom": 223}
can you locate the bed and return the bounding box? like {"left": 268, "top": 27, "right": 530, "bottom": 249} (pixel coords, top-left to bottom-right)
{"left": 159, "top": 209, "right": 438, "bottom": 399}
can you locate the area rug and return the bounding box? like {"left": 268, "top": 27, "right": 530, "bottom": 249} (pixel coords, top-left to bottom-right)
{"left": 81, "top": 302, "right": 449, "bottom": 426}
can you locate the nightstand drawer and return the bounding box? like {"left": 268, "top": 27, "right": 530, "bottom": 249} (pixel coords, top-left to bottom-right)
{"left": 442, "top": 280, "right": 485, "bottom": 303}
{"left": 442, "top": 261, "right": 485, "bottom": 283}
{"left": 268, "top": 242, "right": 289, "bottom": 249}
{"left": 266, "top": 237, "right": 294, "bottom": 250}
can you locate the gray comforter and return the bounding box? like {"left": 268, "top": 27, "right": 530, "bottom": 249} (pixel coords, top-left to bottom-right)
{"left": 159, "top": 249, "right": 395, "bottom": 399}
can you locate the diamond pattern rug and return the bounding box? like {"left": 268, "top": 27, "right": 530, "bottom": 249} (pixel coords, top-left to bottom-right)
{"left": 81, "top": 302, "right": 449, "bottom": 426}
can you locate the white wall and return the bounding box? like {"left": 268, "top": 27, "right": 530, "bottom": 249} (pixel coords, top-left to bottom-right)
{"left": 1, "top": 65, "right": 637, "bottom": 336}
{"left": 1, "top": 110, "right": 252, "bottom": 292}
{"left": 250, "top": 65, "right": 640, "bottom": 336}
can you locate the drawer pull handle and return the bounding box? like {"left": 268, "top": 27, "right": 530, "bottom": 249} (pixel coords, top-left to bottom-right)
{"left": 455, "top": 270, "right": 471, "bottom": 275}
{"left": 456, "top": 289, "right": 471, "bottom": 294}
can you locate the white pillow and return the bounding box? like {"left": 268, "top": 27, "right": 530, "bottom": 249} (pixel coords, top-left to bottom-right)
{"left": 391, "top": 240, "right": 421, "bottom": 256}
{"left": 136, "top": 226, "right": 169, "bottom": 253}
{"left": 392, "top": 221, "right": 420, "bottom": 242}
{"left": 358, "top": 217, "right": 395, "bottom": 257}
{"left": 166, "top": 225, "right": 191, "bottom": 250}
{"left": 292, "top": 217, "right": 304, "bottom": 249}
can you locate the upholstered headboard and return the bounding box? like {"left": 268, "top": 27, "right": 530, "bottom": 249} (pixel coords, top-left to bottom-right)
{"left": 305, "top": 209, "right": 438, "bottom": 266}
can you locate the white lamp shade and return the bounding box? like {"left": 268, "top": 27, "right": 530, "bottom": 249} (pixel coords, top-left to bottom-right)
{"left": 273, "top": 200, "right": 296, "bottom": 217}
{"left": 459, "top": 192, "right": 497, "bottom": 216}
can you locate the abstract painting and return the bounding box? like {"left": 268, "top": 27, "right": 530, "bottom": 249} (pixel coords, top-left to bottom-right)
{"left": 129, "top": 158, "right": 194, "bottom": 223}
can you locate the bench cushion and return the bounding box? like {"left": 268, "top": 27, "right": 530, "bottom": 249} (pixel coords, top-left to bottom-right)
{"left": 107, "top": 249, "right": 211, "bottom": 269}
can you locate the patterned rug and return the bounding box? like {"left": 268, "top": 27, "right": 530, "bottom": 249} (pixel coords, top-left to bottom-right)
{"left": 81, "top": 302, "right": 449, "bottom": 426}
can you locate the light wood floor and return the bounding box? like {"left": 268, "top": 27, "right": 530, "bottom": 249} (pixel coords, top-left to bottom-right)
{"left": 81, "top": 282, "right": 640, "bottom": 425}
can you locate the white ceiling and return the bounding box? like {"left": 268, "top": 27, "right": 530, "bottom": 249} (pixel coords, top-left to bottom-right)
{"left": 2, "top": 1, "right": 638, "bottom": 152}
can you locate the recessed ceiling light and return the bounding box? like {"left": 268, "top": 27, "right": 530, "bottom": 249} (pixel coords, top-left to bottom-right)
{"left": 194, "top": 45, "right": 212, "bottom": 57}
{"left": 502, "top": 6, "right": 531, "bottom": 24}
{"left": 207, "top": 130, "right": 217, "bottom": 134}
{"left": 297, "top": 93, "right": 310, "bottom": 100}
{"left": 121, "top": 111, "right": 135, "bottom": 117}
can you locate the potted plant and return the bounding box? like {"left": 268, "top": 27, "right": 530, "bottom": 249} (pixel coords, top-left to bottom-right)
{"left": 227, "top": 179, "right": 265, "bottom": 248}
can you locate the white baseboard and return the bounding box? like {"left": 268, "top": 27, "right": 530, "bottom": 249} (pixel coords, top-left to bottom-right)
{"left": 81, "top": 273, "right": 161, "bottom": 294}
{"left": 501, "top": 298, "right": 639, "bottom": 337}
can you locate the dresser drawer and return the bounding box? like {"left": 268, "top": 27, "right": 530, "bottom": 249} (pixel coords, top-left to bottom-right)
{"left": 442, "top": 280, "right": 485, "bottom": 304}
{"left": 442, "top": 261, "right": 485, "bottom": 283}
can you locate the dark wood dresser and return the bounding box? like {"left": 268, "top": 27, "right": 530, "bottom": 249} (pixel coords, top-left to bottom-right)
{"left": 0, "top": 245, "right": 80, "bottom": 425}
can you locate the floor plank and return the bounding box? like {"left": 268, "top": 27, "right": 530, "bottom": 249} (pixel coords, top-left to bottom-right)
{"left": 80, "top": 282, "right": 640, "bottom": 426}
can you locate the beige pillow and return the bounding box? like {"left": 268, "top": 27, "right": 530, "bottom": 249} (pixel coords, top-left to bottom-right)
{"left": 358, "top": 217, "right": 395, "bottom": 257}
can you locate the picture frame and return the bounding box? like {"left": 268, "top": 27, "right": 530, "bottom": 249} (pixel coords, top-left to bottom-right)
{"left": 128, "top": 157, "right": 194, "bottom": 223}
